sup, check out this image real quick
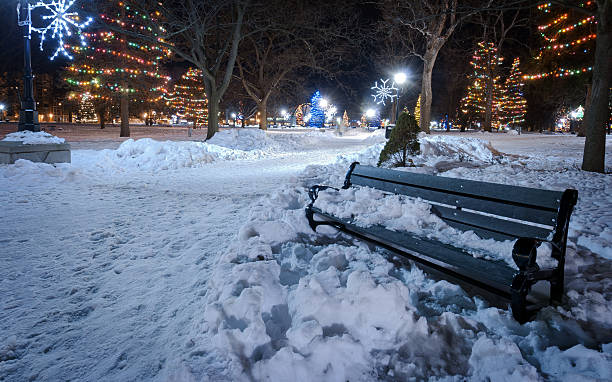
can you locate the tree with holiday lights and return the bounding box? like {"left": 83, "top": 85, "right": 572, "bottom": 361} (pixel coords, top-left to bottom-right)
{"left": 65, "top": 1, "right": 170, "bottom": 136}
{"left": 414, "top": 94, "right": 421, "bottom": 126}
{"left": 342, "top": 110, "right": 349, "bottom": 128}
{"left": 501, "top": 57, "right": 527, "bottom": 130}
{"left": 309, "top": 91, "right": 325, "bottom": 128}
{"left": 167, "top": 68, "right": 208, "bottom": 128}
{"left": 460, "top": 41, "right": 504, "bottom": 131}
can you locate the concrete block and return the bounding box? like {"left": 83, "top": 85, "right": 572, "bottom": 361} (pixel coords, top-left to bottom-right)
{"left": 0, "top": 141, "right": 71, "bottom": 164}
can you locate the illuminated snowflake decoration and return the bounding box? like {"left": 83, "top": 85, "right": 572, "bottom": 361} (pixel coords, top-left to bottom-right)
{"left": 20, "top": 0, "right": 93, "bottom": 60}
{"left": 371, "top": 78, "right": 397, "bottom": 106}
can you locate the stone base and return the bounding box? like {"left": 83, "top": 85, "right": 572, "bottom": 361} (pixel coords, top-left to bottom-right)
{"left": 0, "top": 141, "right": 71, "bottom": 164}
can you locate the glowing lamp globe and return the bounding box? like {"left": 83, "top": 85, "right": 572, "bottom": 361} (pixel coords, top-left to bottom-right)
{"left": 394, "top": 72, "right": 407, "bottom": 85}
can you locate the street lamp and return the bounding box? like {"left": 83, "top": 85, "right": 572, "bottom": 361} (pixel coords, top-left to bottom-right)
{"left": 393, "top": 71, "right": 408, "bottom": 124}
{"left": 231, "top": 113, "right": 237, "bottom": 127}
{"left": 0, "top": 104, "right": 5, "bottom": 122}
{"left": 15, "top": 0, "right": 91, "bottom": 132}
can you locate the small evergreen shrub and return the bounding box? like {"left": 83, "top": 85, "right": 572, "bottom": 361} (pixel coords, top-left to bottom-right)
{"left": 378, "top": 112, "right": 420, "bottom": 167}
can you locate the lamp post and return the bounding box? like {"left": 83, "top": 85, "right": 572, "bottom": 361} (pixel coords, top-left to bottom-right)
{"left": 393, "top": 72, "right": 407, "bottom": 124}
{"left": 17, "top": 1, "right": 40, "bottom": 132}
{"left": 0, "top": 104, "right": 5, "bottom": 122}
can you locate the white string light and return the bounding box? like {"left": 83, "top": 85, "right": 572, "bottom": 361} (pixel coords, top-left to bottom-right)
{"left": 27, "top": 0, "right": 93, "bottom": 60}
{"left": 371, "top": 78, "right": 397, "bottom": 106}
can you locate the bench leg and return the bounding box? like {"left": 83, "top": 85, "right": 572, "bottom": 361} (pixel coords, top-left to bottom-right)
{"left": 511, "top": 274, "right": 531, "bottom": 324}
{"left": 550, "top": 264, "right": 565, "bottom": 304}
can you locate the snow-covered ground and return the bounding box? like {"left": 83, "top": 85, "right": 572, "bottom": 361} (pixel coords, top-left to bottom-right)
{"left": 1, "top": 129, "right": 611, "bottom": 381}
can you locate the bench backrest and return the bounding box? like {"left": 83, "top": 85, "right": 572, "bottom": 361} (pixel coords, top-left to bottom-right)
{"left": 345, "top": 163, "right": 578, "bottom": 243}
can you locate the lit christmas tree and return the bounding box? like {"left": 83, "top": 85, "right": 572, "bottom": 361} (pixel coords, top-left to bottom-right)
{"left": 414, "top": 94, "right": 421, "bottom": 125}
{"left": 524, "top": 2, "right": 596, "bottom": 81}
{"left": 309, "top": 90, "right": 325, "bottom": 128}
{"left": 64, "top": 1, "right": 171, "bottom": 136}
{"left": 295, "top": 103, "right": 308, "bottom": 126}
{"left": 167, "top": 68, "right": 208, "bottom": 128}
{"left": 342, "top": 110, "right": 349, "bottom": 127}
{"left": 460, "top": 41, "right": 504, "bottom": 130}
{"left": 501, "top": 58, "right": 527, "bottom": 129}
{"left": 77, "top": 92, "right": 96, "bottom": 122}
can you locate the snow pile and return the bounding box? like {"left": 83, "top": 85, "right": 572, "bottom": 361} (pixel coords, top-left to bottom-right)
{"left": 419, "top": 134, "right": 503, "bottom": 164}
{"left": 197, "top": 136, "right": 612, "bottom": 380}
{"left": 207, "top": 129, "right": 287, "bottom": 152}
{"left": 77, "top": 129, "right": 371, "bottom": 172}
{"left": 2, "top": 131, "right": 65, "bottom": 145}
{"left": 0, "top": 159, "right": 82, "bottom": 183}
{"left": 338, "top": 134, "right": 504, "bottom": 169}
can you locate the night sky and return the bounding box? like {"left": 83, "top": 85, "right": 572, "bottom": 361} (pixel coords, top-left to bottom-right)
{"left": 0, "top": 0, "right": 533, "bottom": 122}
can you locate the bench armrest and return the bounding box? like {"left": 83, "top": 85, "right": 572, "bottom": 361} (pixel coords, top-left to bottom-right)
{"left": 308, "top": 185, "right": 339, "bottom": 204}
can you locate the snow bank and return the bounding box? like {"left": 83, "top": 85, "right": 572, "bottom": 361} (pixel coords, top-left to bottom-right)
{"left": 2, "top": 131, "right": 65, "bottom": 144}
{"left": 338, "top": 133, "right": 504, "bottom": 169}
{"left": 80, "top": 129, "right": 365, "bottom": 172}
{"left": 0, "top": 159, "right": 82, "bottom": 183}
{"left": 198, "top": 135, "right": 612, "bottom": 380}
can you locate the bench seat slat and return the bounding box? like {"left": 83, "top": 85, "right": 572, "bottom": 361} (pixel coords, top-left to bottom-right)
{"left": 351, "top": 174, "right": 558, "bottom": 226}
{"left": 311, "top": 208, "right": 517, "bottom": 296}
{"left": 352, "top": 165, "right": 563, "bottom": 211}
{"left": 430, "top": 205, "right": 553, "bottom": 241}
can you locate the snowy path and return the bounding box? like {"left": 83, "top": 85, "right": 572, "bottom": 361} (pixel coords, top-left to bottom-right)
{"left": 0, "top": 136, "right": 373, "bottom": 381}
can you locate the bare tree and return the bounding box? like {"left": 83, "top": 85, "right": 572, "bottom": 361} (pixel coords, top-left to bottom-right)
{"left": 381, "top": 0, "right": 482, "bottom": 133}
{"left": 236, "top": 0, "right": 360, "bottom": 130}
{"left": 108, "top": 0, "right": 249, "bottom": 140}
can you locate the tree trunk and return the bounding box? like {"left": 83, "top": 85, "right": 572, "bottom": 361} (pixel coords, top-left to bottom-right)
{"left": 258, "top": 100, "right": 268, "bottom": 131}
{"left": 120, "top": 93, "right": 130, "bottom": 137}
{"left": 484, "top": 75, "right": 494, "bottom": 132}
{"left": 578, "top": 83, "right": 592, "bottom": 137}
{"left": 206, "top": 98, "right": 219, "bottom": 140}
{"left": 98, "top": 109, "right": 105, "bottom": 129}
{"left": 582, "top": 0, "right": 611, "bottom": 173}
{"left": 420, "top": 46, "right": 441, "bottom": 133}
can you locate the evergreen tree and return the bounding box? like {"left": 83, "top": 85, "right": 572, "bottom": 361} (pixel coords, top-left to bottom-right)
{"left": 342, "top": 110, "right": 349, "bottom": 127}
{"left": 308, "top": 91, "right": 325, "bottom": 128}
{"left": 167, "top": 68, "right": 208, "bottom": 128}
{"left": 77, "top": 92, "right": 97, "bottom": 122}
{"left": 64, "top": 1, "right": 171, "bottom": 136}
{"left": 501, "top": 58, "right": 527, "bottom": 130}
{"left": 460, "top": 42, "right": 504, "bottom": 130}
{"left": 378, "top": 112, "right": 420, "bottom": 167}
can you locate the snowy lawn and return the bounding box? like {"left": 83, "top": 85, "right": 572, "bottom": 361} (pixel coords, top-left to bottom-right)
{"left": 1, "top": 129, "right": 611, "bottom": 381}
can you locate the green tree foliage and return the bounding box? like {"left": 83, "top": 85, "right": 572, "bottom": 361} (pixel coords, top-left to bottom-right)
{"left": 378, "top": 112, "right": 420, "bottom": 167}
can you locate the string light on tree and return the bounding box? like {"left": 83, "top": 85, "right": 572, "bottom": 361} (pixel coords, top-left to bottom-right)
{"left": 309, "top": 90, "right": 326, "bottom": 128}
{"left": 500, "top": 58, "right": 527, "bottom": 129}
{"left": 414, "top": 94, "right": 421, "bottom": 125}
{"left": 166, "top": 68, "right": 208, "bottom": 128}
{"left": 64, "top": 1, "right": 170, "bottom": 135}
{"left": 526, "top": 1, "right": 596, "bottom": 82}
{"left": 371, "top": 79, "right": 397, "bottom": 106}
{"left": 19, "top": 0, "right": 93, "bottom": 60}
{"left": 460, "top": 41, "right": 504, "bottom": 129}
